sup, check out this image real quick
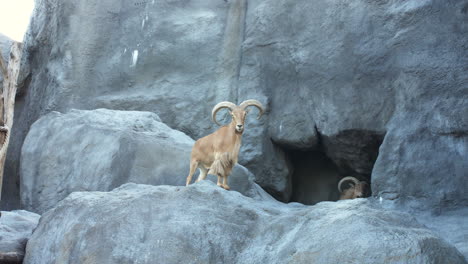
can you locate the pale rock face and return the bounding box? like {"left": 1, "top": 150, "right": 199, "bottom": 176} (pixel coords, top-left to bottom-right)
{"left": 23, "top": 182, "right": 467, "bottom": 264}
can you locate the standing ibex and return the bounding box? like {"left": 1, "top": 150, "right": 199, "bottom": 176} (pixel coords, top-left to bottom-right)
{"left": 186, "top": 100, "right": 264, "bottom": 190}
{"left": 338, "top": 176, "right": 368, "bottom": 200}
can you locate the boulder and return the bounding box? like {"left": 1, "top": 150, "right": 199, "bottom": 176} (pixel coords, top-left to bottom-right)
{"left": 0, "top": 210, "right": 40, "bottom": 263}
{"left": 20, "top": 109, "right": 260, "bottom": 214}
{"left": 24, "top": 182, "right": 467, "bottom": 264}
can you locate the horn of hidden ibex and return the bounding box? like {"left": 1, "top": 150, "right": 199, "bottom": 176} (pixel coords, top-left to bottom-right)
{"left": 338, "top": 176, "right": 368, "bottom": 200}
{"left": 186, "top": 99, "right": 265, "bottom": 190}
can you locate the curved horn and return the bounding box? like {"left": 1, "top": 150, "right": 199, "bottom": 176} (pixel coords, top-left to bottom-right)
{"left": 239, "top": 99, "right": 265, "bottom": 119}
{"left": 338, "top": 176, "right": 360, "bottom": 193}
{"left": 211, "top": 101, "right": 237, "bottom": 126}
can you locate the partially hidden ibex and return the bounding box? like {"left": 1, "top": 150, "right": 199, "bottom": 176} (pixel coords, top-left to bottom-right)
{"left": 186, "top": 100, "right": 265, "bottom": 190}
{"left": 338, "top": 176, "right": 368, "bottom": 200}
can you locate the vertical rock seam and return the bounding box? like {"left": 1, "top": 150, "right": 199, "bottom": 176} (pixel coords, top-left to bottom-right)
{"left": 216, "top": 0, "right": 247, "bottom": 104}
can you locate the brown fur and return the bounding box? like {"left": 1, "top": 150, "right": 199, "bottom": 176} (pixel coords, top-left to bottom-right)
{"left": 339, "top": 181, "right": 367, "bottom": 200}
{"left": 186, "top": 108, "right": 248, "bottom": 190}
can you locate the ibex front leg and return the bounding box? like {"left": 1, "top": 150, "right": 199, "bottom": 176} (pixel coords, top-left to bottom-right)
{"left": 222, "top": 176, "right": 230, "bottom": 190}
{"left": 216, "top": 175, "right": 223, "bottom": 188}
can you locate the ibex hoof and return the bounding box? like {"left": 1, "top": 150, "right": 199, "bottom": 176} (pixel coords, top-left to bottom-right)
{"left": 222, "top": 185, "right": 230, "bottom": 190}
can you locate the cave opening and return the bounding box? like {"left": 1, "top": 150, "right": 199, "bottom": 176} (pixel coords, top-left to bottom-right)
{"left": 277, "top": 130, "right": 384, "bottom": 205}
{"left": 287, "top": 150, "right": 341, "bottom": 205}
{"left": 285, "top": 149, "right": 374, "bottom": 205}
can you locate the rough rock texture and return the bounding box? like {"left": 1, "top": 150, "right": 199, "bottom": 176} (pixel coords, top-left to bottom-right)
{"left": 24, "top": 182, "right": 467, "bottom": 264}
{"left": 4, "top": 0, "right": 284, "bottom": 209}
{"left": 10, "top": 0, "right": 468, "bottom": 208}
{"left": 10, "top": 0, "right": 287, "bottom": 205}
{"left": 415, "top": 207, "right": 468, "bottom": 260}
{"left": 0, "top": 210, "right": 40, "bottom": 263}
{"left": 373, "top": 109, "right": 468, "bottom": 210}
{"left": 20, "top": 109, "right": 260, "bottom": 214}
{"left": 239, "top": 0, "right": 468, "bottom": 205}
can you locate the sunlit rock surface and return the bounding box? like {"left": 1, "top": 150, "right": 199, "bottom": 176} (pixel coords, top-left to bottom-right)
{"left": 24, "top": 182, "right": 466, "bottom": 264}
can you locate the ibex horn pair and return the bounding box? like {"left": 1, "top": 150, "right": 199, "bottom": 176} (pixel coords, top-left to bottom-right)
{"left": 211, "top": 100, "right": 264, "bottom": 126}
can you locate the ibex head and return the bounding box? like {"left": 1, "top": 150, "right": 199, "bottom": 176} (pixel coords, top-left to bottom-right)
{"left": 338, "top": 176, "right": 368, "bottom": 200}
{"left": 211, "top": 99, "right": 264, "bottom": 133}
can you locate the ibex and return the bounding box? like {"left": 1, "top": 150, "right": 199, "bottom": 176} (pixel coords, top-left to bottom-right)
{"left": 186, "top": 100, "right": 265, "bottom": 190}
{"left": 338, "top": 176, "right": 368, "bottom": 200}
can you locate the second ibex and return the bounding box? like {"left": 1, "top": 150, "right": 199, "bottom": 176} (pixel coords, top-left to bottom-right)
{"left": 186, "top": 99, "right": 265, "bottom": 190}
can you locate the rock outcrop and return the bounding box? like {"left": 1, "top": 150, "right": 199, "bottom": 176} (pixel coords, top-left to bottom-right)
{"left": 9, "top": 0, "right": 467, "bottom": 209}
{"left": 20, "top": 109, "right": 261, "bottom": 214}
{"left": 239, "top": 0, "right": 468, "bottom": 206}
{"left": 0, "top": 210, "right": 40, "bottom": 263}
{"left": 24, "top": 182, "right": 467, "bottom": 264}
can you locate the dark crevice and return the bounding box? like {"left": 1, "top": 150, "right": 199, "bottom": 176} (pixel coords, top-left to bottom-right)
{"left": 271, "top": 128, "right": 383, "bottom": 205}
{"left": 288, "top": 150, "right": 341, "bottom": 205}
{"left": 321, "top": 129, "right": 385, "bottom": 177}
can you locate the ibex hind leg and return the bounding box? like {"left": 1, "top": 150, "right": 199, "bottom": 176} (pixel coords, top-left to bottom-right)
{"left": 186, "top": 160, "right": 199, "bottom": 186}
{"left": 195, "top": 166, "right": 208, "bottom": 182}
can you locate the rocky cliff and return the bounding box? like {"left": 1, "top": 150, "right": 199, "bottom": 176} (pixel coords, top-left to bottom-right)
{"left": 9, "top": 0, "right": 467, "bottom": 209}
{"left": 0, "top": 0, "right": 467, "bottom": 262}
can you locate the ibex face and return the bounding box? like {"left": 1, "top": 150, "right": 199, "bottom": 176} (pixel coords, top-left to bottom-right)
{"left": 352, "top": 183, "right": 365, "bottom": 198}
{"left": 230, "top": 108, "right": 247, "bottom": 133}
{"left": 212, "top": 99, "right": 264, "bottom": 134}
{"left": 338, "top": 176, "right": 368, "bottom": 200}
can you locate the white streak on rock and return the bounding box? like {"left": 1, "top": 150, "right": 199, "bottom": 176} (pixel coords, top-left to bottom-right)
{"left": 131, "top": 50, "right": 139, "bottom": 67}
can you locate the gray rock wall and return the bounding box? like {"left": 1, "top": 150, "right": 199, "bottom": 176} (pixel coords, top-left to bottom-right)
{"left": 3, "top": 0, "right": 467, "bottom": 211}
{"left": 23, "top": 182, "right": 467, "bottom": 264}
{"left": 6, "top": 0, "right": 277, "bottom": 208}
{"left": 239, "top": 0, "right": 468, "bottom": 207}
